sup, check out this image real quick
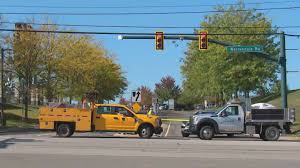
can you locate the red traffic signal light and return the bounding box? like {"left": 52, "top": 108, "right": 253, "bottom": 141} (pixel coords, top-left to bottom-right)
{"left": 155, "top": 32, "right": 164, "bottom": 50}
{"left": 199, "top": 31, "right": 208, "bottom": 50}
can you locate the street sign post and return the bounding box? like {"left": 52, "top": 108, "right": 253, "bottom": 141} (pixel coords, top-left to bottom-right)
{"left": 227, "top": 45, "right": 264, "bottom": 53}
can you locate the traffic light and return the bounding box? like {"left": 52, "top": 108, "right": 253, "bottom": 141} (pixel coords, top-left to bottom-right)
{"left": 199, "top": 31, "right": 208, "bottom": 50}
{"left": 155, "top": 32, "right": 164, "bottom": 50}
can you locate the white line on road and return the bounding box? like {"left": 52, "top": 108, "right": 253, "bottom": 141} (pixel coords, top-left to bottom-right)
{"left": 164, "top": 122, "right": 171, "bottom": 137}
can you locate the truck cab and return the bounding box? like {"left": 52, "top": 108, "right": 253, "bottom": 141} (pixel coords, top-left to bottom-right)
{"left": 39, "top": 103, "right": 163, "bottom": 138}
{"left": 182, "top": 102, "right": 295, "bottom": 141}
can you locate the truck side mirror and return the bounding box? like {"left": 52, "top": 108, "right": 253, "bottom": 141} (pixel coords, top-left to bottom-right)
{"left": 220, "top": 111, "right": 226, "bottom": 117}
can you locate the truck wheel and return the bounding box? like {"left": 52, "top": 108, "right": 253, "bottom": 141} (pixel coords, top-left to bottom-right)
{"left": 56, "top": 123, "right": 74, "bottom": 137}
{"left": 199, "top": 125, "right": 214, "bottom": 140}
{"left": 181, "top": 132, "right": 190, "bottom": 137}
{"left": 263, "top": 126, "right": 280, "bottom": 141}
{"left": 138, "top": 125, "right": 153, "bottom": 139}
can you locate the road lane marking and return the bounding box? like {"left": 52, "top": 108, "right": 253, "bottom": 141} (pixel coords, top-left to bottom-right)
{"left": 164, "top": 122, "right": 171, "bottom": 137}
{"left": 161, "top": 118, "right": 189, "bottom": 122}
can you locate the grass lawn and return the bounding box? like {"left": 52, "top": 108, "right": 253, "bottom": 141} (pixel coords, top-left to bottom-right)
{"left": 267, "top": 90, "right": 300, "bottom": 133}
{"left": 3, "top": 104, "right": 39, "bottom": 128}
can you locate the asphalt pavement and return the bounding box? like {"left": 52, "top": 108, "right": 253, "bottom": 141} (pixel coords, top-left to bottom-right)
{"left": 1, "top": 131, "right": 300, "bottom": 168}
{"left": 1, "top": 110, "right": 300, "bottom": 168}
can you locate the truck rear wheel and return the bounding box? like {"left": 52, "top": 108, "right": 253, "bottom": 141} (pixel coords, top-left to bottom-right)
{"left": 56, "top": 123, "right": 74, "bottom": 137}
{"left": 138, "top": 125, "right": 153, "bottom": 139}
{"left": 263, "top": 126, "right": 280, "bottom": 141}
{"left": 199, "top": 125, "right": 214, "bottom": 140}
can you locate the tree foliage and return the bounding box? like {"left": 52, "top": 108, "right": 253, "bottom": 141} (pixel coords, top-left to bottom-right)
{"left": 154, "top": 76, "right": 180, "bottom": 102}
{"left": 9, "top": 24, "right": 44, "bottom": 119}
{"left": 181, "top": 1, "right": 279, "bottom": 104}
{"left": 119, "top": 97, "right": 129, "bottom": 105}
{"left": 138, "top": 85, "right": 153, "bottom": 106}
{"left": 6, "top": 19, "right": 127, "bottom": 118}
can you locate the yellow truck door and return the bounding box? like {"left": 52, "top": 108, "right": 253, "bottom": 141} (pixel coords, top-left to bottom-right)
{"left": 117, "top": 107, "right": 137, "bottom": 131}
{"left": 93, "top": 106, "right": 122, "bottom": 131}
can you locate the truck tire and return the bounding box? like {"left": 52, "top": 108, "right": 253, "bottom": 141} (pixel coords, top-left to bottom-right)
{"left": 199, "top": 125, "right": 214, "bottom": 140}
{"left": 263, "top": 126, "right": 280, "bottom": 141}
{"left": 138, "top": 125, "right": 153, "bottom": 139}
{"left": 56, "top": 123, "right": 74, "bottom": 137}
{"left": 181, "top": 132, "right": 190, "bottom": 137}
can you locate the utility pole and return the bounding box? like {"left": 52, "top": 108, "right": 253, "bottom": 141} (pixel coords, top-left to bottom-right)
{"left": 0, "top": 48, "right": 5, "bottom": 126}
{"left": 280, "top": 32, "right": 288, "bottom": 108}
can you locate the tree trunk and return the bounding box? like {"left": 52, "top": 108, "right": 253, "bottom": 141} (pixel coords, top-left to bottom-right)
{"left": 234, "top": 91, "right": 238, "bottom": 99}
{"left": 23, "top": 77, "right": 32, "bottom": 121}
{"left": 244, "top": 91, "right": 250, "bottom": 98}
{"left": 23, "top": 88, "right": 29, "bottom": 120}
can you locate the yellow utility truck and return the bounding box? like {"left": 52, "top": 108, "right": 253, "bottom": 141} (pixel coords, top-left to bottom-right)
{"left": 39, "top": 103, "right": 163, "bottom": 138}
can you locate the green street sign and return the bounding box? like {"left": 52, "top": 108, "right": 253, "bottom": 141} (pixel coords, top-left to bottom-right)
{"left": 227, "top": 45, "right": 264, "bottom": 53}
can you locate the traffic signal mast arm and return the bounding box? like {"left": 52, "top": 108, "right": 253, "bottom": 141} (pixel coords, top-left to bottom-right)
{"left": 119, "top": 34, "right": 276, "bottom": 61}
{"left": 119, "top": 33, "right": 287, "bottom": 108}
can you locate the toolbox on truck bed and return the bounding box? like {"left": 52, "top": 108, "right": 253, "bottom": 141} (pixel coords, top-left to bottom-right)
{"left": 39, "top": 103, "right": 92, "bottom": 131}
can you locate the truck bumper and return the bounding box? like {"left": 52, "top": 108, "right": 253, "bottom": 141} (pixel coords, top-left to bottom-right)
{"left": 181, "top": 123, "right": 191, "bottom": 134}
{"left": 154, "top": 127, "right": 163, "bottom": 134}
{"left": 189, "top": 124, "right": 198, "bottom": 134}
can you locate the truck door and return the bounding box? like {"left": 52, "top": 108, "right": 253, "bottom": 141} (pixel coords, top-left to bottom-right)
{"left": 218, "top": 105, "right": 244, "bottom": 133}
{"left": 117, "top": 107, "right": 137, "bottom": 131}
{"left": 94, "top": 106, "right": 122, "bottom": 131}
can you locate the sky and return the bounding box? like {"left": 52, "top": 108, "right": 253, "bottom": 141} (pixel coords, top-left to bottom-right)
{"left": 0, "top": 0, "right": 299, "bottom": 99}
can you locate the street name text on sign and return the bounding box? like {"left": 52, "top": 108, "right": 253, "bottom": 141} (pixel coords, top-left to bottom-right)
{"left": 227, "top": 45, "right": 264, "bottom": 53}
{"left": 131, "top": 90, "right": 141, "bottom": 102}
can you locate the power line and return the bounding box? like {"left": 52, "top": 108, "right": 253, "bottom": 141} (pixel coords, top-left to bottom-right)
{"left": 0, "top": 1, "right": 297, "bottom": 9}
{"left": 2, "top": 21, "right": 300, "bottom": 29}
{"left": 0, "top": 21, "right": 300, "bottom": 29}
{"left": 1, "top": 28, "right": 299, "bottom": 37}
{"left": 0, "top": 6, "right": 300, "bottom": 16}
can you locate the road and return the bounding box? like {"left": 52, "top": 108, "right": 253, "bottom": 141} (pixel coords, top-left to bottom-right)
{"left": 1, "top": 129, "right": 300, "bottom": 168}
{"left": 1, "top": 110, "right": 300, "bottom": 168}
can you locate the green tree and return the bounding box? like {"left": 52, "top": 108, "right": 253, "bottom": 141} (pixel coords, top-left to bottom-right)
{"left": 181, "top": 1, "right": 278, "bottom": 103}
{"left": 56, "top": 33, "right": 127, "bottom": 103}
{"left": 7, "top": 19, "right": 127, "bottom": 113}
{"left": 9, "top": 23, "right": 43, "bottom": 119}
{"left": 38, "top": 24, "right": 60, "bottom": 102}
{"left": 154, "top": 76, "right": 180, "bottom": 103}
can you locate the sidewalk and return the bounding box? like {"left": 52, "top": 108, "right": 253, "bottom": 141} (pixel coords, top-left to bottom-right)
{"left": 0, "top": 127, "right": 38, "bottom": 135}
{"left": 280, "top": 134, "right": 300, "bottom": 141}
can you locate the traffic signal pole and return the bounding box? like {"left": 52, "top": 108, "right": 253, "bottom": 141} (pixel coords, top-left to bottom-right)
{"left": 119, "top": 33, "right": 288, "bottom": 108}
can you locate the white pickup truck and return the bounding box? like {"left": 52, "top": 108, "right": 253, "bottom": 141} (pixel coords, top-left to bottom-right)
{"left": 181, "top": 102, "right": 295, "bottom": 141}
